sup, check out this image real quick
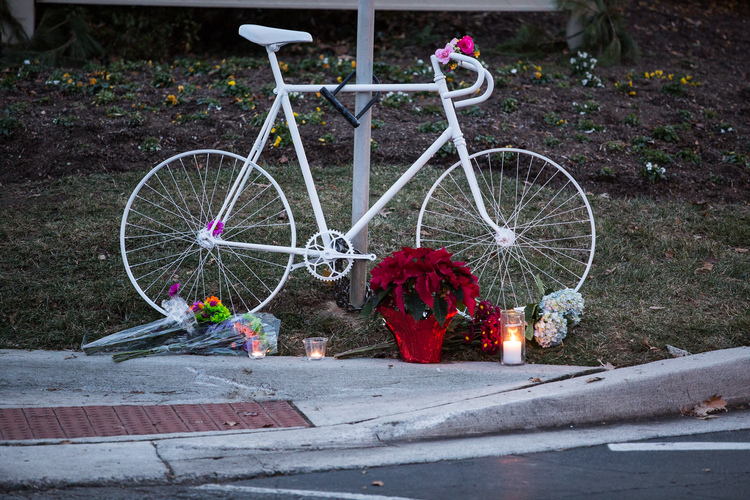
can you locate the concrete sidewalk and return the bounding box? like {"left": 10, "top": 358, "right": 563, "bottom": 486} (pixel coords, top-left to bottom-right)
{"left": 1, "top": 347, "right": 749, "bottom": 489}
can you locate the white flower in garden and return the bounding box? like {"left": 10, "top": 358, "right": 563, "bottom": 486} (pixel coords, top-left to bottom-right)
{"left": 570, "top": 57, "right": 576, "bottom": 64}
{"left": 581, "top": 79, "right": 588, "bottom": 86}
{"left": 511, "top": 68, "right": 517, "bottom": 74}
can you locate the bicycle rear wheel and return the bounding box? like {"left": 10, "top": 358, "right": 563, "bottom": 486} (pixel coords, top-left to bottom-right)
{"left": 417, "top": 148, "right": 595, "bottom": 310}
{"left": 121, "top": 150, "right": 296, "bottom": 314}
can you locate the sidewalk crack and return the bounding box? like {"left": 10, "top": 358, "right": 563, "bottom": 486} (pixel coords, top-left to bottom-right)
{"left": 152, "top": 441, "right": 176, "bottom": 482}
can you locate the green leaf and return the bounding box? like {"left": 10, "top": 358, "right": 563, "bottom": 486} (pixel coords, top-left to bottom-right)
{"left": 404, "top": 292, "right": 425, "bottom": 322}
{"left": 535, "top": 275, "right": 545, "bottom": 299}
{"left": 433, "top": 296, "right": 448, "bottom": 326}
{"left": 359, "top": 298, "right": 374, "bottom": 317}
{"left": 524, "top": 303, "right": 539, "bottom": 341}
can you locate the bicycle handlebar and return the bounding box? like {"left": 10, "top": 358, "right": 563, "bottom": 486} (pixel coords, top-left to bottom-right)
{"left": 434, "top": 53, "right": 494, "bottom": 108}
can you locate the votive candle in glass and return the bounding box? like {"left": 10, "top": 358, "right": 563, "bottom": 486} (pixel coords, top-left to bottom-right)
{"left": 247, "top": 336, "right": 266, "bottom": 359}
{"left": 501, "top": 310, "right": 525, "bottom": 365}
{"left": 303, "top": 337, "right": 328, "bottom": 360}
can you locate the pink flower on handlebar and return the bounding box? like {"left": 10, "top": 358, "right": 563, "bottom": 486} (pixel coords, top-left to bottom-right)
{"left": 457, "top": 36, "right": 474, "bottom": 55}
{"left": 435, "top": 36, "right": 479, "bottom": 65}
{"left": 435, "top": 43, "right": 454, "bottom": 64}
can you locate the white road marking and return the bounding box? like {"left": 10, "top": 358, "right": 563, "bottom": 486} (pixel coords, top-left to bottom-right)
{"left": 609, "top": 442, "right": 750, "bottom": 452}
{"left": 196, "top": 483, "right": 422, "bottom": 500}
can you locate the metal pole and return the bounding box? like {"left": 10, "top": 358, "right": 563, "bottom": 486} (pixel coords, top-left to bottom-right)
{"left": 350, "top": 0, "right": 374, "bottom": 307}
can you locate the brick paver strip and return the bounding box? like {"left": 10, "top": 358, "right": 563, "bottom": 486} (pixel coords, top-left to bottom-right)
{"left": 54, "top": 406, "right": 97, "bottom": 439}
{"left": 230, "top": 401, "right": 279, "bottom": 429}
{"left": 171, "top": 404, "right": 221, "bottom": 433}
{"left": 24, "top": 407, "right": 67, "bottom": 440}
{"left": 0, "top": 402, "right": 309, "bottom": 441}
{"left": 84, "top": 406, "right": 129, "bottom": 437}
{"left": 0, "top": 408, "right": 34, "bottom": 441}
{"left": 142, "top": 405, "right": 190, "bottom": 434}
{"left": 260, "top": 401, "right": 310, "bottom": 428}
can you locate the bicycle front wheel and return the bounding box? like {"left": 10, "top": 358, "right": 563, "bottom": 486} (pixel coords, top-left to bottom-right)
{"left": 417, "top": 148, "right": 595, "bottom": 310}
{"left": 121, "top": 150, "right": 296, "bottom": 315}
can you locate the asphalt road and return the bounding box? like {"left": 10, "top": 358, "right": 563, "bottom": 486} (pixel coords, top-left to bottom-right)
{"left": 3, "top": 428, "right": 748, "bottom": 500}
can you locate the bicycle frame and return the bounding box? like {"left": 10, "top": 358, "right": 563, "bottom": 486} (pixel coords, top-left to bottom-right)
{"left": 208, "top": 48, "right": 499, "bottom": 263}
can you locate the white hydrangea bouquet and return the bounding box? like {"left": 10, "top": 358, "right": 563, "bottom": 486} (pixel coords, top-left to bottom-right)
{"left": 524, "top": 276, "right": 585, "bottom": 348}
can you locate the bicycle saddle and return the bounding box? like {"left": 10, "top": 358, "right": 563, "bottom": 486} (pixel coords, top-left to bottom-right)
{"left": 238, "top": 25, "right": 312, "bottom": 47}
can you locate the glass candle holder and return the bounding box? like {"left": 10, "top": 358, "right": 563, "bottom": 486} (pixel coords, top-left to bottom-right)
{"left": 246, "top": 336, "right": 266, "bottom": 359}
{"left": 501, "top": 310, "right": 525, "bottom": 365}
{"left": 303, "top": 337, "right": 328, "bottom": 360}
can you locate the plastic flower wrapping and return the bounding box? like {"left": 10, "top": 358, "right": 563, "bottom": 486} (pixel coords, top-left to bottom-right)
{"left": 533, "top": 289, "right": 584, "bottom": 348}
{"left": 82, "top": 286, "right": 280, "bottom": 361}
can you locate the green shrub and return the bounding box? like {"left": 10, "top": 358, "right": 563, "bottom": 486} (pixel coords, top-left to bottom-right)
{"left": 572, "top": 100, "right": 602, "bottom": 114}
{"left": 622, "top": 112, "right": 641, "bottom": 127}
{"left": 677, "top": 148, "right": 701, "bottom": 165}
{"left": 636, "top": 147, "right": 673, "bottom": 165}
{"left": 105, "top": 106, "right": 125, "bottom": 118}
{"left": 652, "top": 125, "right": 679, "bottom": 143}
{"left": 475, "top": 134, "right": 499, "bottom": 147}
{"left": 501, "top": 98, "right": 518, "bottom": 113}
{"left": 660, "top": 81, "right": 686, "bottom": 97}
{"left": 543, "top": 112, "right": 567, "bottom": 128}
{"left": 603, "top": 140, "right": 626, "bottom": 152}
{"left": 139, "top": 136, "right": 161, "bottom": 152}
{"left": 574, "top": 133, "right": 590, "bottom": 144}
{"left": 150, "top": 66, "right": 175, "bottom": 89}
{"left": 0, "top": 115, "right": 23, "bottom": 135}
{"left": 676, "top": 109, "right": 693, "bottom": 122}
{"left": 436, "top": 142, "right": 457, "bottom": 158}
{"left": 414, "top": 104, "right": 443, "bottom": 116}
{"left": 575, "top": 119, "right": 605, "bottom": 132}
{"left": 53, "top": 115, "right": 79, "bottom": 127}
{"left": 543, "top": 135, "right": 562, "bottom": 147}
{"left": 417, "top": 121, "right": 447, "bottom": 133}
{"left": 127, "top": 111, "right": 146, "bottom": 127}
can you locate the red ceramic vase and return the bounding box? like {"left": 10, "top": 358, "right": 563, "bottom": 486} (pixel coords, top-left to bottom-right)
{"left": 379, "top": 306, "right": 456, "bottom": 364}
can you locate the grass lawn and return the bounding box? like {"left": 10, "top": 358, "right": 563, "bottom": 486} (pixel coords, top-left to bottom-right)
{"left": 1, "top": 160, "right": 748, "bottom": 367}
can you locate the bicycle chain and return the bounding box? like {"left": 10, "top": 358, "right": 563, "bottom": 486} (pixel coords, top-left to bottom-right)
{"left": 333, "top": 276, "right": 373, "bottom": 313}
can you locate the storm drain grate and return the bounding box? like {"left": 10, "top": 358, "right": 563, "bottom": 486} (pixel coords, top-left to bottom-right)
{"left": 0, "top": 402, "right": 309, "bottom": 441}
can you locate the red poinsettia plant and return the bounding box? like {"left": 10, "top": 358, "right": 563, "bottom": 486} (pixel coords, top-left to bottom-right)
{"left": 361, "top": 247, "right": 480, "bottom": 326}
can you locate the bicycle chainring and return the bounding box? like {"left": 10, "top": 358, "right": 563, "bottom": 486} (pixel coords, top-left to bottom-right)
{"left": 304, "top": 230, "right": 355, "bottom": 282}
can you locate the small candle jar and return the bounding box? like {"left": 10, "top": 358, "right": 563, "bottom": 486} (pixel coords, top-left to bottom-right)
{"left": 246, "top": 336, "right": 266, "bottom": 359}
{"left": 501, "top": 310, "right": 525, "bottom": 365}
{"left": 303, "top": 337, "right": 328, "bottom": 360}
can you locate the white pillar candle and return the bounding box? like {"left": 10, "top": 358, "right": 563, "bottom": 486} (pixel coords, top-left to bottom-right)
{"left": 502, "top": 327, "right": 523, "bottom": 365}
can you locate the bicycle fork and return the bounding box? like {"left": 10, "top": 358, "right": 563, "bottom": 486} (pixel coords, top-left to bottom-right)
{"left": 433, "top": 65, "right": 508, "bottom": 245}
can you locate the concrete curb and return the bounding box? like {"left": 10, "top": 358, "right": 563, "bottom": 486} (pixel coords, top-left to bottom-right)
{"left": 1, "top": 347, "right": 748, "bottom": 490}
{"left": 368, "top": 346, "right": 750, "bottom": 441}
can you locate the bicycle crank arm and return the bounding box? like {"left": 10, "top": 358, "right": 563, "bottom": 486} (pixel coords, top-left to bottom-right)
{"left": 305, "top": 250, "right": 376, "bottom": 261}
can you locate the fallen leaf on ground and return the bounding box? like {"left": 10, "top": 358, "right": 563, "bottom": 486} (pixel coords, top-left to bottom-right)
{"left": 378, "top": 209, "right": 391, "bottom": 217}
{"left": 666, "top": 345, "right": 691, "bottom": 357}
{"left": 735, "top": 247, "right": 749, "bottom": 253}
{"left": 371, "top": 481, "right": 384, "bottom": 487}
{"left": 649, "top": 306, "right": 665, "bottom": 311}
{"left": 664, "top": 250, "right": 675, "bottom": 259}
{"left": 586, "top": 377, "right": 604, "bottom": 383}
{"left": 681, "top": 394, "right": 727, "bottom": 419}
{"left": 224, "top": 421, "right": 238, "bottom": 427}
{"left": 529, "top": 377, "right": 542, "bottom": 383}
{"left": 695, "top": 262, "right": 714, "bottom": 273}
{"left": 244, "top": 412, "right": 259, "bottom": 417}
{"left": 597, "top": 359, "right": 615, "bottom": 370}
